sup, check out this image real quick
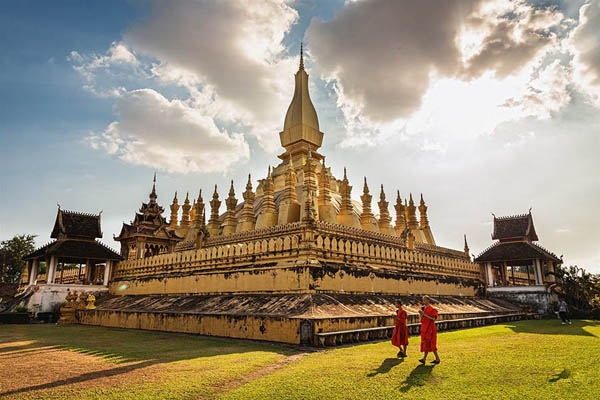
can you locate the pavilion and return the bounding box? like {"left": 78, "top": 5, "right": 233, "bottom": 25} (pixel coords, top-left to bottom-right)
{"left": 23, "top": 207, "right": 122, "bottom": 286}
{"left": 19, "top": 207, "right": 121, "bottom": 319}
{"left": 475, "top": 211, "right": 561, "bottom": 288}
{"left": 474, "top": 211, "right": 561, "bottom": 314}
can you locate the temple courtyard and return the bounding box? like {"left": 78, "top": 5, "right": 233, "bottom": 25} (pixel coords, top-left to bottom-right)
{"left": 1, "top": 320, "right": 598, "bottom": 400}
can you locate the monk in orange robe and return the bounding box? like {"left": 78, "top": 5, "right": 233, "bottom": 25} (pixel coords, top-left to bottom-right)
{"left": 418, "top": 296, "right": 441, "bottom": 364}
{"left": 391, "top": 300, "right": 409, "bottom": 357}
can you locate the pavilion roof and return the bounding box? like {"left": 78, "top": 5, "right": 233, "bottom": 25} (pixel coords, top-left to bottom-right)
{"left": 492, "top": 212, "right": 538, "bottom": 242}
{"left": 51, "top": 208, "right": 102, "bottom": 240}
{"left": 24, "top": 239, "right": 122, "bottom": 262}
{"left": 474, "top": 241, "right": 560, "bottom": 263}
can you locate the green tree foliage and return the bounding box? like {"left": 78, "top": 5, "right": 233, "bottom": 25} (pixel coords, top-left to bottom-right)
{"left": 0, "top": 234, "right": 36, "bottom": 284}
{"left": 549, "top": 264, "right": 600, "bottom": 318}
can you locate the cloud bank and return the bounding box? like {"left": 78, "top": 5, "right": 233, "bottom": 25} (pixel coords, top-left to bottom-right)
{"left": 305, "top": 0, "right": 598, "bottom": 148}
{"left": 72, "top": 0, "right": 299, "bottom": 173}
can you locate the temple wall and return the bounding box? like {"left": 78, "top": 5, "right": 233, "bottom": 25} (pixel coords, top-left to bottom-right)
{"left": 109, "top": 222, "right": 482, "bottom": 297}
{"left": 77, "top": 310, "right": 302, "bottom": 344}
{"left": 316, "top": 271, "right": 477, "bottom": 297}
{"left": 77, "top": 308, "right": 523, "bottom": 346}
{"left": 110, "top": 265, "right": 311, "bottom": 295}
{"left": 487, "top": 286, "right": 557, "bottom": 314}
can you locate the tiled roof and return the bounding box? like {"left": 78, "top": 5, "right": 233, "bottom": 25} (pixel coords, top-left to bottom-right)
{"left": 492, "top": 213, "right": 538, "bottom": 241}
{"left": 51, "top": 209, "right": 102, "bottom": 239}
{"left": 475, "top": 241, "right": 560, "bottom": 263}
{"left": 24, "top": 239, "right": 122, "bottom": 262}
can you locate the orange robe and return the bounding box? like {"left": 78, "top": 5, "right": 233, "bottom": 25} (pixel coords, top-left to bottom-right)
{"left": 420, "top": 305, "right": 438, "bottom": 352}
{"left": 391, "top": 308, "right": 409, "bottom": 347}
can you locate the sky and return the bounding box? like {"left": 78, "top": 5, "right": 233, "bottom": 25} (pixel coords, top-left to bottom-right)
{"left": 0, "top": 0, "right": 599, "bottom": 273}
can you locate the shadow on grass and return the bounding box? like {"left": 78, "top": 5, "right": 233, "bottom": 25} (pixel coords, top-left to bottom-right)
{"left": 366, "top": 357, "right": 404, "bottom": 377}
{"left": 507, "top": 320, "right": 600, "bottom": 337}
{"left": 399, "top": 364, "right": 434, "bottom": 392}
{"left": 1, "top": 360, "right": 157, "bottom": 397}
{"left": 549, "top": 369, "right": 571, "bottom": 383}
{"left": 0, "top": 324, "right": 296, "bottom": 397}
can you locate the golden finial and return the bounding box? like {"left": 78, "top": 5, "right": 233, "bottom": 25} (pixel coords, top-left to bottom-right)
{"left": 228, "top": 180, "right": 235, "bottom": 197}
{"left": 380, "top": 184, "right": 386, "bottom": 201}
{"left": 212, "top": 184, "right": 219, "bottom": 199}
{"left": 299, "top": 42, "right": 304, "bottom": 71}
{"left": 246, "top": 174, "right": 252, "bottom": 191}
{"left": 363, "top": 177, "right": 369, "bottom": 194}
{"left": 420, "top": 193, "right": 425, "bottom": 206}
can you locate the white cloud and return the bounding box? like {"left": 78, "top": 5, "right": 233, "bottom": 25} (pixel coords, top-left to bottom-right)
{"left": 72, "top": 0, "right": 303, "bottom": 172}
{"left": 68, "top": 42, "right": 142, "bottom": 99}
{"left": 461, "top": 0, "right": 564, "bottom": 78}
{"left": 306, "top": 0, "right": 569, "bottom": 148}
{"left": 306, "top": 0, "right": 479, "bottom": 123}
{"left": 124, "top": 0, "right": 299, "bottom": 151}
{"left": 569, "top": 0, "right": 600, "bottom": 106}
{"left": 88, "top": 89, "right": 249, "bottom": 174}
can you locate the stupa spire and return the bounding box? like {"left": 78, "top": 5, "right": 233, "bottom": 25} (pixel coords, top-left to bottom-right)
{"left": 169, "top": 191, "right": 179, "bottom": 230}
{"left": 418, "top": 193, "right": 429, "bottom": 229}
{"left": 222, "top": 180, "right": 238, "bottom": 235}
{"left": 149, "top": 172, "right": 157, "bottom": 203}
{"left": 207, "top": 185, "right": 221, "bottom": 237}
{"left": 237, "top": 175, "right": 256, "bottom": 232}
{"left": 378, "top": 184, "right": 394, "bottom": 236}
{"left": 194, "top": 189, "right": 205, "bottom": 226}
{"left": 279, "top": 43, "right": 323, "bottom": 157}
{"left": 360, "top": 177, "right": 379, "bottom": 232}
{"left": 277, "top": 156, "right": 301, "bottom": 224}
{"left": 180, "top": 192, "right": 191, "bottom": 228}
{"left": 337, "top": 167, "right": 360, "bottom": 229}
{"left": 256, "top": 166, "right": 278, "bottom": 229}
{"left": 394, "top": 190, "right": 407, "bottom": 234}
{"left": 318, "top": 157, "right": 337, "bottom": 224}
{"left": 407, "top": 193, "right": 418, "bottom": 229}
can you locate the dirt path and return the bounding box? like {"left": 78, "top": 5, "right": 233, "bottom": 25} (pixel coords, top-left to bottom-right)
{"left": 0, "top": 341, "right": 161, "bottom": 399}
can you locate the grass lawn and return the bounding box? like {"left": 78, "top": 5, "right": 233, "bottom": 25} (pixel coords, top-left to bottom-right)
{"left": 1, "top": 320, "right": 599, "bottom": 399}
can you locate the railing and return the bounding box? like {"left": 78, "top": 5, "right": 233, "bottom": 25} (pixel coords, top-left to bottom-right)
{"left": 314, "top": 313, "right": 527, "bottom": 346}
{"left": 112, "top": 221, "right": 481, "bottom": 282}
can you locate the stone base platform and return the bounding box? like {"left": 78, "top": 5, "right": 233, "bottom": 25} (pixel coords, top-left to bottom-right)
{"left": 77, "top": 293, "right": 523, "bottom": 345}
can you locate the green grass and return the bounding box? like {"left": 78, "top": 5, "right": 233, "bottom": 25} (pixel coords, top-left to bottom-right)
{"left": 0, "top": 325, "right": 297, "bottom": 400}
{"left": 1, "top": 320, "right": 599, "bottom": 399}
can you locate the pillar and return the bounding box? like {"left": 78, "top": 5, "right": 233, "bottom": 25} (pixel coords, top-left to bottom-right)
{"left": 103, "top": 260, "right": 112, "bottom": 286}
{"left": 84, "top": 259, "right": 92, "bottom": 283}
{"left": 546, "top": 261, "right": 556, "bottom": 282}
{"left": 48, "top": 256, "right": 58, "bottom": 284}
{"left": 28, "top": 259, "right": 39, "bottom": 285}
{"left": 22, "top": 260, "right": 31, "bottom": 284}
{"left": 486, "top": 262, "right": 493, "bottom": 287}
{"left": 534, "top": 259, "right": 543, "bottom": 285}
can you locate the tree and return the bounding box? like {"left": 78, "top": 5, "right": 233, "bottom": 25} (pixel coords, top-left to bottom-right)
{"left": 0, "top": 234, "right": 36, "bottom": 284}
{"left": 548, "top": 264, "right": 600, "bottom": 318}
